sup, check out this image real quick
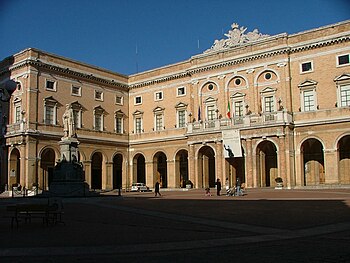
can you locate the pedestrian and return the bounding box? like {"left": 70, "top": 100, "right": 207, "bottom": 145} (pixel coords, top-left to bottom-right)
{"left": 205, "top": 187, "right": 211, "bottom": 196}
{"left": 225, "top": 177, "right": 229, "bottom": 191}
{"left": 236, "top": 177, "right": 241, "bottom": 196}
{"left": 215, "top": 178, "right": 221, "bottom": 196}
{"left": 155, "top": 181, "right": 161, "bottom": 197}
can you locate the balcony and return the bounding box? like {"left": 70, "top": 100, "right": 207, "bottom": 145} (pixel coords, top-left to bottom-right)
{"left": 187, "top": 110, "right": 293, "bottom": 134}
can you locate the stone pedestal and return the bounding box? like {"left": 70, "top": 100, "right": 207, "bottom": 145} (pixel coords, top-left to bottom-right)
{"left": 48, "top": 137, "right": 94, "bottom": 197}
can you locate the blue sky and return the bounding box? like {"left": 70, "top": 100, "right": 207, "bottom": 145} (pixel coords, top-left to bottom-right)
{"left": 0, "top": 0, "right": 349, "bottom": 75}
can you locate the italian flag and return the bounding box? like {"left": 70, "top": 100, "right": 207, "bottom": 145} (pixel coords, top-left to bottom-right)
{"left": 227, "top": 101, "right": 231, "bottom": 119}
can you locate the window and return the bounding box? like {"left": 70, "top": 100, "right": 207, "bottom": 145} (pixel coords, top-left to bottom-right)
{"left": 301, "top": 61, "right": 313, "bottom": 73}
{"left": 234, "top": 101, "right": 244, "bottom": 117}
{"left": 265, "top": 72, "right": 272, "bottom": 80}
{"left": 46, "top": 80, "right": 56, "bottom": 91}
{"left": 115, "top": 116, "right": 123, "bottom": 133}
{"left": 340, "top": 84, "right": 350, "bottom": 107}
{"left": 115, "top": 95, "right": 123, "bottom": 105}
{"left": 178, "top": 110, "right": 186, "bottom": 128}
{"left": 177, "top": 87, "right": 186, "bottom": 96}
{"left": 303, "top": 90, "right": 315, "bottom": 111}
{"left": 94, "top": 106, "right": 104, "bottom": 131}
{"left": 264, "top": 96, "right": 274, "bottom": 113}
{"left": 94, "top": 114, "right": 102, "bottom": 131}
{"left": 207, "top": 105, "right": 215, "bottom": 120}
{"left": 135, "top": 117, "right": 142, "bottom": 133}
{"left": 14, "top": 105, "right": 21, "bottom": 123}
{"left": 45, "top": 105, "right": 55, "bottom": 125}
{"left": 338, "top": 54, "right": 350, "bottom": 66}
{"left": 71, "top": 86, "right": 81, "bottom": 96}
{"left": 298, "top": 80, "right": 317, "bottom": 112}
{"left": 175, "top": 102, "right": 187, "bottom": 128}
{"left": 155, "top": 91, "right": 163, "bottom": 101}
{"left": 135, "top": 96, "right": 142, "bottom": 105}
{"left": 155, "top": 113, "right": 163, "bottom": 131}
{"left": 71, "top": 102, "right": 83, "bottom": 129}
{"left": 43, "top": 97, "right": 58, "bottom": 125}
{"left": 95, "top": 90, "right": 103, "bottom": 101}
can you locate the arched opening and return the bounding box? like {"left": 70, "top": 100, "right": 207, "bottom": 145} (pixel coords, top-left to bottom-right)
{"left": 225, "top": 147, "right": 245, "bottom": 188}
{"left": 91, "top": 152, "right": 102, "bottom": 189}
{"left": 338, "top": 135, "right": 350, "bottom": 184}
{"left": 113, "top": 154, "right": 123, "bottom": 189}
{"left": 153, "top": 152, "right": 167, "bottom": 188}
{"left": 133, "top": 154, "right": 145, "bottom": 184}
{"left": 301, "top": 138, "right": 324, "bottom": 186}
{"left": 9, "top": 148, "right": 21, "bottom": 187}
{"left": 198, "top": 146, "right": 215, "bottom": 188}
{"left": 40, "top": 148, "right": 55, "bottom": 190}
{"left": 256, "top": 141, "right": 278, "bottom": 187}
{"left": 175, "top": 150, "right": 188, "bottom": 188}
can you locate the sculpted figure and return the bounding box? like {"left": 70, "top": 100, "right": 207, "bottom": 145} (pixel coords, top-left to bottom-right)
{"left": 62, "top": 104, "right": 76, "bottom": 138}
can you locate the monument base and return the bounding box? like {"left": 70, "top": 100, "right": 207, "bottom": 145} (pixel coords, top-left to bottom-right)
{"left": 48, "top": 181, "right": 91, "bottom": 197}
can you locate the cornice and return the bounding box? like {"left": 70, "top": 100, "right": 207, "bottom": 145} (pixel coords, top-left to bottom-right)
{"left": 290, "top": 35, "right": 350, "bottom": 53}
{"left": 3, "top": 59, "right": 129, "bottom": 91}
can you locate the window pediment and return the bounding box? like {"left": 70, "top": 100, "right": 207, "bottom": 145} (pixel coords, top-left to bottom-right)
{"left": 334, "top": 73, "right": 350, "bottom": 82}
{"left": 115, "top": 109, "right": 125, "bottom": 116}
{"left": 175, "top": 102, "right": 188, "bottom": 109}
{"left": 71, "top": 101, "right": 86, "bottom": 111}
{"left": 298, "top": 80, "right": 318, "bottom": 88}
{"left": 204, "top": 97, "right": 217, "bottom": 103}
{"left": 260, "top": 87, "right": 276, "bottom": 94}
{"left": 133, "top": 109, "right": 144, "bottom": 116}
{"left": 230, "top": 92, "right": 246, "bottom": 99}
{"left": 153, "top": 106, "right": 165, "bottom": 113}
{"left": 94, "top": 105, "right": 107, "bottom": 115}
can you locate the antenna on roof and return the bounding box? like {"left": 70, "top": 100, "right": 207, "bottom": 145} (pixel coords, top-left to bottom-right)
{"left": 135, "top": 43, "right": 139, "bottom": 73}
{"left": 197, "top": 39, "right": 200, "bottom": 50}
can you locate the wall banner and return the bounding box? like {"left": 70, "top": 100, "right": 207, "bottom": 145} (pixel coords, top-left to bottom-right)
{"left": 222, "top": 129, "right": 242, "bottom": 158}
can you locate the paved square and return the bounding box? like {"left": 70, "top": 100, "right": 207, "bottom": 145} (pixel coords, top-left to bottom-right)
{"left": 0, "top": 188, "right": 350, "bottom": 262}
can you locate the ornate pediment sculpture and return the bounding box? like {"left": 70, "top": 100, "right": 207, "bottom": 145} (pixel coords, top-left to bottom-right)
{"left": 205, "top": 23, "right": 269, "bottom": 53}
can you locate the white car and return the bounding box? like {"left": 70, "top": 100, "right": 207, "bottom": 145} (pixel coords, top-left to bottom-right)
{"left": 131, "top": 183, "right": 150, "bottom": 192}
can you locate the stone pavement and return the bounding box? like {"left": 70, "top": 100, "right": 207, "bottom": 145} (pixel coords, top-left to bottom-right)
{"left": 0, "top": 188, "right": 350, "bottom": 262}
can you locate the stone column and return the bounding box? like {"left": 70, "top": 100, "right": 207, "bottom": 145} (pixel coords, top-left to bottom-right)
{"left": 188, "top": 144, "right": 195, "bottom": 186}
{"left": 278, "top": 135, "right": 286, "bottom": 186}
{"left": 245, "top": 138, "right": 253, "bottom": 188}
{"left": 167, "top": 159, "right": 176, "bottom": 188}
{"left": 215, "top": 141, "right": 223, "bottom": 182}
{"left": 83, "top": 160, "right": 92, "bottom": 186}
{"left": 104, "top": 161, "right": 113, "bottom": 190}
{"left": 324, "top": 148, "right": 338, "bottom": 184}
{"left": 146, "top": 161, "right": 154, "bottom": 188}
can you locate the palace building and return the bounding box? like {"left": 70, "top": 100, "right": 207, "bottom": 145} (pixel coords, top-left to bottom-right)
{"left": 0, "top": 20, "right": 349, "bottom": 192}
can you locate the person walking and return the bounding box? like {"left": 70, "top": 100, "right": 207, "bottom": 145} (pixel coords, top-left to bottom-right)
{"left": 155, "top": 181, "right": 161, "bottom": 197}
{"left": 215, "top": 178, "right": 222, "bottom": 196}
{"left": 236, "top": 177, "right": 241, "bottom": 196}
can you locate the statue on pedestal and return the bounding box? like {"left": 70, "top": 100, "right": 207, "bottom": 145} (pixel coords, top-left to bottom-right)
{"left": 62, "top": 104, "right": 76, "bottom": 138}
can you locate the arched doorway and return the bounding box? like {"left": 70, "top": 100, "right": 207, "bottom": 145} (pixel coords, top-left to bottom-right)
{"left": 225, "top": 148, "right": 245, "bottom": 188}
{"left": 154, "top": 152, "right": 167, "bottom": 188}
{"left": 91, "top": 152, "right": 102, "bottom": 189}
{"left": 301, "top": 138, "right": 324, "bottom": 186}
{"left": 175, "top": 150, "right": 188, "bottom": 188}
{"left": 256, "top": 141, "right": 278, "bottom": 187}
{"left": 113, "top": 154, "right": 123, "bottom": 189}
{"left": 9, "top": 148, "right": 20, "bottom": 187}
{"left": 133, "top": 154, "right": 145, "bottom": 184}
{"left": 338, "top": 135, "right": 350, "bottom": 184}
{"left": 198, "top": 146, "right": 215, "bottom": 188}
{"left": 40, "top": 148, "right": 55, "bottom": 190}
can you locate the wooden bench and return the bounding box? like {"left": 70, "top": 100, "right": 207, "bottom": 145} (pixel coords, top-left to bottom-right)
{"left": 7, "top": 199, "right": 64, "bottom": 228}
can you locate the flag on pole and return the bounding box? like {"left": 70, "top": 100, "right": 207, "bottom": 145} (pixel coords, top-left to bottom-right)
{"left": 227, "top": 101, "right": 231, "bottom": 119}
